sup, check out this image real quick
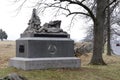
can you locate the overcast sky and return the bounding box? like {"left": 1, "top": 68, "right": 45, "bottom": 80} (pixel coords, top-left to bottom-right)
{"left": 0, "top": 0, "right": 88, "bottom": 41}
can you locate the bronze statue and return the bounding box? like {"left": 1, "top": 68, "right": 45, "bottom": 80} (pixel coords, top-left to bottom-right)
{"left": 23, "top": 8, "right": 68, "bottom": 36}
{"left": 24, "top": 8, "right": 41, "bottom": 33}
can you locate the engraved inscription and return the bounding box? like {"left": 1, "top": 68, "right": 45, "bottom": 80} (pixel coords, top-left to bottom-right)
{"left": 48, "top": 45, "right": 57, "bottom": 55}
{"left": 28, "top": 60, "right": 78, "bottom": 68}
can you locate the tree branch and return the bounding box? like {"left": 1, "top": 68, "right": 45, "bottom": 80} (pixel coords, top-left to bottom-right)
{"left": 104, "top": 0, "right": 118, "bottom": 12}
{"left": 81, "top": 0, "right": 86, "bottom": 3}
{"left": 68, "top": 14, "right": 77, "bottom": 31}
{"left": 14, "top": 0, "right": 27, "bottom": 15}
{"left": 112, "top": 28, "right": 120, "bottom": 36}
{"left": 58, "top": 0, "right": 96, "bottom": 23}
{"left": 40, "top": 2, "right": 71, "bottom": 13}
{"left": 67, "top": 12, "right": 90, "bottom": 17}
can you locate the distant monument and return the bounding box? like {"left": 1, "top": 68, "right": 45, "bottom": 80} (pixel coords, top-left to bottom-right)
{"left": 111, "top": 40, "right": 120, "bottom": 55}
{"left": 9, "top": 8, "right": 80, "bottom": 70}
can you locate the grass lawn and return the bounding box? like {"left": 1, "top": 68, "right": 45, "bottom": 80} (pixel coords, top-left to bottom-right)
{"left": 0, "top": 41, "right": 120, "bottom": 80}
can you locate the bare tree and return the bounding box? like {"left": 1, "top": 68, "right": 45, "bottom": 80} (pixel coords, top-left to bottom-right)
{"left": 106, "top": 0, "right": 120, "bottom": 55}
{"left": 106, "top": 0, "right": 112, "bottom": 55}
{"left": 82, "top": 0, "right": 120, "bottom": 56}
{"left": 82, "top": 26, "right": 93, "bottom": 42}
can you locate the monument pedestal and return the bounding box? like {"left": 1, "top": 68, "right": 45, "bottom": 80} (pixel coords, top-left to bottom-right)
{"left": 9, "top": 37, "right": 80, "bottom": 70}
{"left": 9, "top": 57, "right": 80, "bottom": 70}
{"left": 16, "top": 37, "right": 74, "bottom": 58}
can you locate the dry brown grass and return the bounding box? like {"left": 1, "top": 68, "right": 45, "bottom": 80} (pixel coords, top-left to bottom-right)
{"left": 0, "top": 41, "right": 120, "bottom": 68}
{"left": 0, "top": 41, "right": 120, "bottom": 80}
{"left": 80, "top": 53, "right": 120, "bottom": 66}
{"left": 0, "top": 41, "right": 15, "bottom": 69}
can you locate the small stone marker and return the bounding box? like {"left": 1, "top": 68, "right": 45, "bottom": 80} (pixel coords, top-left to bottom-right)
{"left": 9, "top": 8, "right": 80, "bottom": 70}
{"left": 111, "top": 40, "right": 120, "bottom": 55}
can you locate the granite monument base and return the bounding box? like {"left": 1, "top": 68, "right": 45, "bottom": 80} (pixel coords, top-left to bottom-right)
{"left": 9, "top": 57, "right": 80, "bottom": 70}
{"left": 16, "top": 38, "right": 74, "bottom": 58}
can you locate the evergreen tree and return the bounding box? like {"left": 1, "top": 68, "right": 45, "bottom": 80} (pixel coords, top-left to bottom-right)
{"left": 0, "top": 29, "right": 8, "bottom": 41}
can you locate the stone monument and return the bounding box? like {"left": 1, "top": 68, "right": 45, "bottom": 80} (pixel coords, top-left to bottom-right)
{"left": 9, "top": 8, "right": 80, "bottom": 70}
{"left": 111, "top": 40, "right": 120, "bottom": 55}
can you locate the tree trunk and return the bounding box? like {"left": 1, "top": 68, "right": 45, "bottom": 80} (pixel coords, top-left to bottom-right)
{"left": 106, "top": 0, "right": 112, "bottom": 56}
{"left": 1, "top": 38, "right": 3, "bottom": 41}
{"left": 90, "top": 0, "right": 107, "bottom": 65}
